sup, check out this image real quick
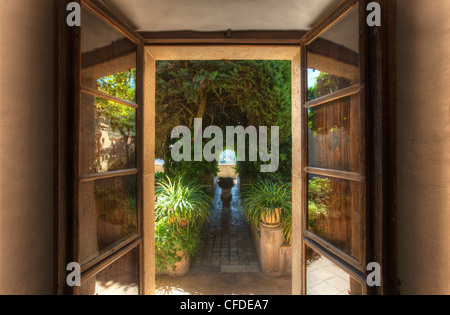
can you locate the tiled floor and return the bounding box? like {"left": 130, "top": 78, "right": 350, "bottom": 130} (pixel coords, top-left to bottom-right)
{"left": 154, "top": 181, "right": 355, "bottom": 296}
{"left": 194, "top": 184, "right": 260, "bottom": 269}
{"left": 155, "top": 266, "right": 292, "bottom": 295}
{"left": 155, "top": 182, "right": 292, "bottom": 295}
{"left": 306, "top": 256, "right": 351, "bottom": 295}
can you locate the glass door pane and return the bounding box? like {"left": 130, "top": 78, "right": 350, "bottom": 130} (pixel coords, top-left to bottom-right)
{"left": 306, "top": 246, "right": 364, "bottom": 295}
{"left": 307, "top": 6, "right": 360, "bottom": 101}
{"left": 75, "top": 3, "right": 143, "bottom": 295}
{"left": 302, "top": 1, "right": 368, "bottom": 295}
{"left": 80, "top": 247, "right": 140, "bottom": 295}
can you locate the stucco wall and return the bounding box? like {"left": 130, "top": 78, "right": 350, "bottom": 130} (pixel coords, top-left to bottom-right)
{"left": 218, "top": 165, "right": 238, "bottom": 179}
{"left": 0, "top": 0, "right": 54, "bottom": 294}
{"left": 396, "top": 0, "right": 450, "bottom": 295}
{"left": 0, "top": 0, "right": 449, "bottom": 296}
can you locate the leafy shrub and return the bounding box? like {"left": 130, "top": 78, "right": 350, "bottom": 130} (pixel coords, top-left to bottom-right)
{"left": 155, "top": 175, "right": 213, "bottom": 271}
{"left": 236, "top": 137, "right": 292, "bottom": 185}
{"left": 307, "top": 177, "right": 332, "bottom": 231}
{"left": 241, "top": 179, "right": 292, "bottom": 228}
{"left": 155, "top": 176, "right": 212, "bottom": 229}
{"left": 155, "top": 217, "right": 202, "bottom": 272}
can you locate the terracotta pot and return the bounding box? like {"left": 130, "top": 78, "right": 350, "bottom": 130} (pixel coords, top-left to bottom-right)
{"left": 166, "top": 251, "right": 191, "bottom": 277}
{"left": 261, "top": 208, "right": 282, "bottom": 227}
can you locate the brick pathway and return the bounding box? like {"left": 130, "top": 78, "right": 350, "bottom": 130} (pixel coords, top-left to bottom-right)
{"left": 193, "top": 183, "right": 260, "bottom": 270}
{"left": 155, "top": 182, "right": 292, "bottom": 295}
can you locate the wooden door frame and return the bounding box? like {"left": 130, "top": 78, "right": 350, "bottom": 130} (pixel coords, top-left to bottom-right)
{"left": 55, "top": 0, "right": 397, "bottom": 295}
{"left": 298, "top": 0, "right": 398, "bottom": 295}
{"left": 142, "top": 45, "right": 302, "bottom": 295}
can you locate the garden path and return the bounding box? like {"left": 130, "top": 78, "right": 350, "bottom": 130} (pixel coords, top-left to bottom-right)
{"left": 155, "top": 182, "right": 292, "bottom": 295}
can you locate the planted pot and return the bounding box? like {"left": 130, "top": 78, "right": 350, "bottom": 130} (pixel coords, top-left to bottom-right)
{"left": 260, "top": 208, "right": 282, "bottom": 228}
{"left": 166, "top": 251, "right": 191, "bottom": 277}
{"left": 218, "top": 177, "right": 235, "bottom": 208}
{"left": 241, "top": 179, "right": 291, "bottom": 232}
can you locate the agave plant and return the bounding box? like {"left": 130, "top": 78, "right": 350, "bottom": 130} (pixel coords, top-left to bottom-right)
{"left": 155, "top": 176, "right": 213, "bottom": 229}
{"left": 241, "top": 179, "right": 292, "bottom": 228}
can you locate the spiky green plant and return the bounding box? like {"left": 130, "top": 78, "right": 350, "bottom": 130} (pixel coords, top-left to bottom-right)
{"left": 241, "top": 179, "right": 292, "bottom": 228}
{"left": 155, "top": 176, "right": 212, "bottom": 230}
{"left": 282, "top": 210, "right": 293, "bottom": 246}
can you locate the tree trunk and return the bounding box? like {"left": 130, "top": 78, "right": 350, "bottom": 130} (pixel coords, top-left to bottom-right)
{"left": 196, "top": 86, "right": 208, "bottom": 119}
{"left": 121, "top": 131, "right": 131, "bottom": 168}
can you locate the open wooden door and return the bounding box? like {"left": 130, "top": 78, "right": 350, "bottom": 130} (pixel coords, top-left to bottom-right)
{"left": 296, "top": 0, "right": 397, "bottom": 295}
{"left": 55, "top": 0, "right": 396, "bottom": 296}
{"left": 55, "top": 0, "right": 148, "bottom": 295}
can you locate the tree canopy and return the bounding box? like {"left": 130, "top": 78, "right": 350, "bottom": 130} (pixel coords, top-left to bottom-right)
{"left": 155, "top": 60, "right": 292, "bottom": 161}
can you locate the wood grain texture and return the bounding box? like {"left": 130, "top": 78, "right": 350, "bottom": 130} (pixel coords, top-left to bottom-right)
{"left": 140, "top": 31, "right": 307, "bottom": 45}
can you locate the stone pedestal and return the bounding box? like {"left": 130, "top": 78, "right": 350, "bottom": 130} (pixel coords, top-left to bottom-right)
{"left": 260, "top": 224, "right": 284, "bottom": 277}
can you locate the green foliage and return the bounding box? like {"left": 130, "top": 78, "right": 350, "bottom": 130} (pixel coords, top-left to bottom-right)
{"left": 166, "top": 159, "right": 218, "bottom": 186}
{"left": 241, "top": 179, "right": 292, "bottom": 229}
{"left": 307, "top": 177, "right": 333, "bottom": 231}
{"left": 155, "top": 60, "right": 292, "bottom": 161}
{"left": 155, "top": 171, "right": 165, "bottom": 182}
{"left": 307, "top": 72, "right": 352, "bottom": 101}
{"left": 118, "top": 196, "right": 137, "bottom": 235}
{"left": 307, "top": 72, "right": 352, "bottom": 134}
{"left": 155, "top": 175, "right": 213, "bottom": 272}
{"left": 96, "top": 69, "right": 137, "bottom": 135}
{"left": 165, "top": 129, "right": 219, "bottom": 185}
{"left": 236, "top": 137, "right": 292, "bottom": 185}
{"left": 155, "top": 176, "right": 213, "bottom": 230}
{"left": 98, "top": 69, "right": 136, "bottom": 102}
{"left": 94, "top": 185, "right": 137, "bottom": 236}
{"left": 282, "top": 210, "right": 293, "bottom": 246}
{"left": 155, "top": 217, "right": 202, "bottom": 272}
{"left": 95, "top": 69, "right": 137, "bottom": 168}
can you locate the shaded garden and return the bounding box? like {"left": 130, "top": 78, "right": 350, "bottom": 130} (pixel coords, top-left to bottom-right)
{"left": 154, "top": 60, "right": 294, "bottom": 274}
{"left": 90, "top": 59, "right": 352, "bottom": 278}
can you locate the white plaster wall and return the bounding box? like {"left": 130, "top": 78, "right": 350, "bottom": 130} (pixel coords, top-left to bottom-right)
{"left": 103, "top": 0, "right": 340, "bottom": 32}
{"left": 0, "top": 0, "right": 54, "bottom": 294}
{"left": 396, "top": 0, "right": 450, "bottom": 295}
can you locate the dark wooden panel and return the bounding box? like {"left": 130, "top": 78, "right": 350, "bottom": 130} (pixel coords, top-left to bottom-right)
{"left": 82, "top": 0, "right": 143, "bottom": 44}
{"left": 308, "top": 37, "right": 359, "bottom": 67}
{"left": 305, "top": 231, "right": 364, "bottom": 272}
{"left": 80, "top": 169, "right": 139, "bottom": 182}
{"left": 82, "top": 38, "right": 136, "bottom": 69}
{"left": 81, "top": 87, "right": 139, "bottom": 109}
{"left": 304, "top": 237, "right": 368, "bottom": 289}
{"left": 301, "top": 0, "right": 397, "bottom": 296}
{"left": 304, "top": 84, "right": 363, "bottom": 109}
{"left": 362, "top": 0, "right": 398, "bottom": 295}
{"left": 54, "top": 0, "right": 80, "bottom": 295}
{"left": 305, "top": 167, "right": 364, "bottom": 182}
{"left": 301, "top": 0, "right": 359, "bottom": 46}
{"left": 140, "top": 30, "right": 307, "bottom": 45}
{"left": 80, "top": 238, "right": 141, "bottom": 284}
